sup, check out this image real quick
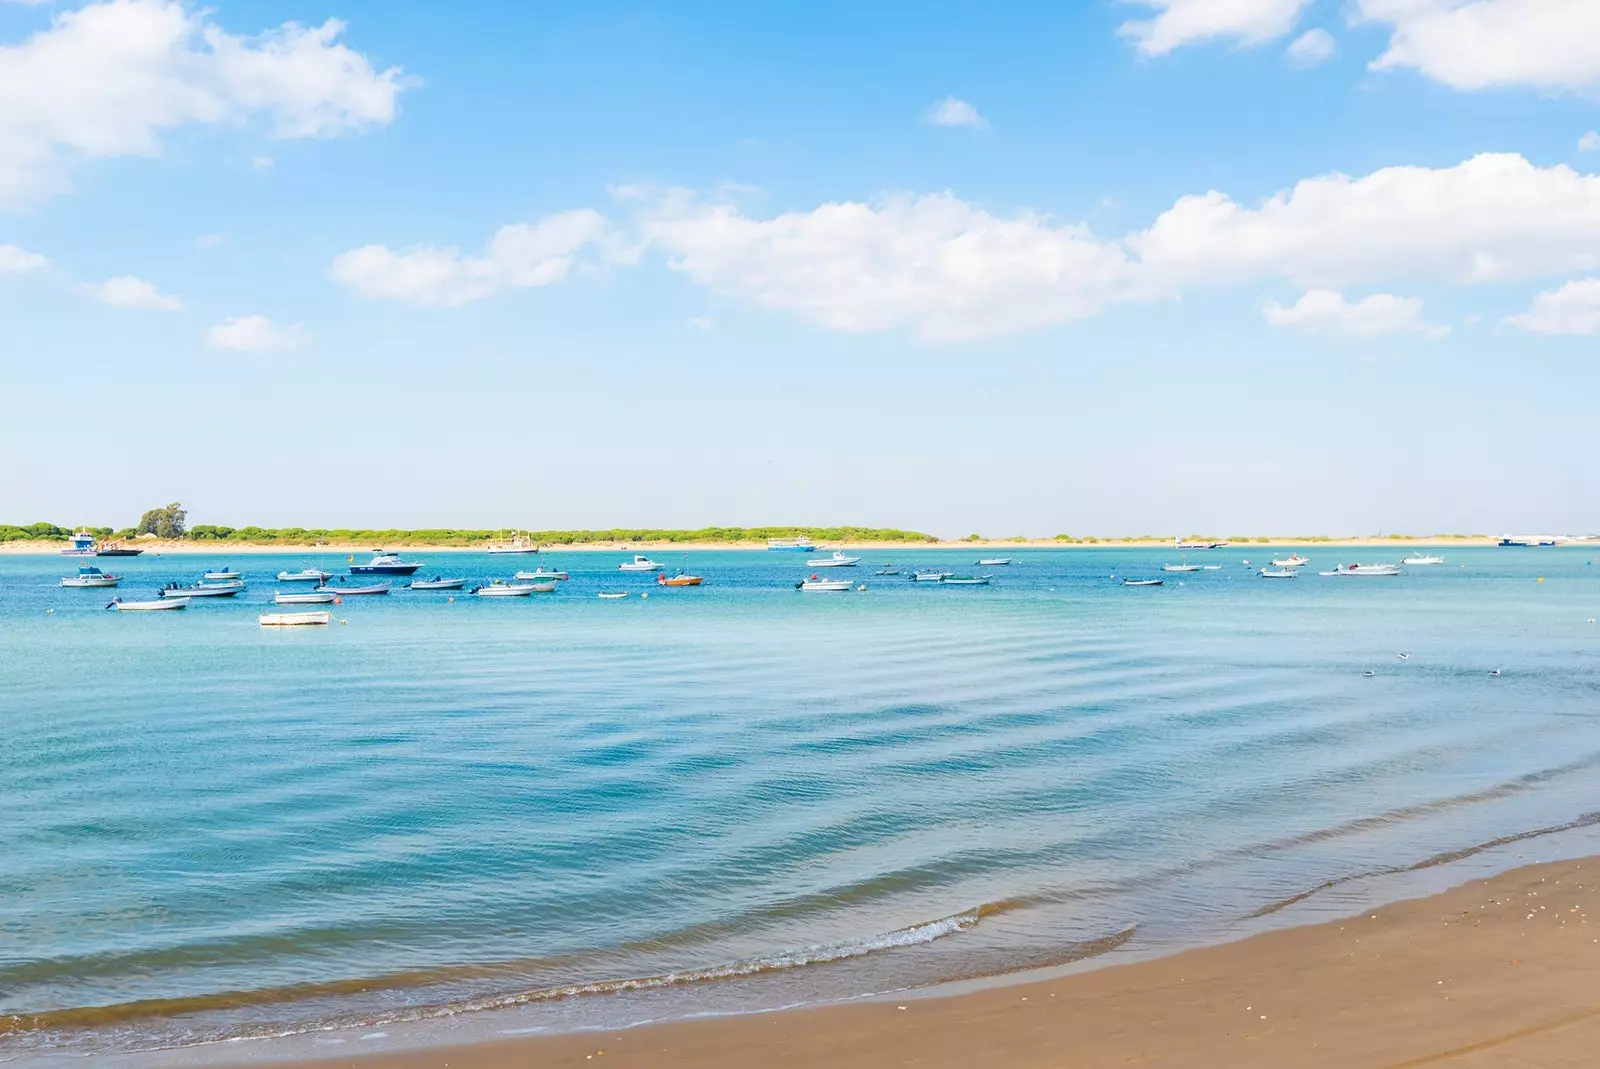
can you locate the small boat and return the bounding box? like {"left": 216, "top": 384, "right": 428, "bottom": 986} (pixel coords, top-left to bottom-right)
{"left": 60, "top": 565, "right": 119, "bottom": 588}
{"left": 875, "top": 565, "right": 901, "bottom": 576}
{"left": 940, "top": 575, "right": 992, "bottom": 585}
{"left": 95, "top": 539, "right": 142, "bottom": 557}
{"left": 486, "top": 532, "right": 540, "bottom": 555}
{"left": 317, "top": 581, "right": 392, "bottom": 595}
{"left": 275, "top": 590, "right": 337, "bottom": 604}
{"left": 61, "top": 530, "right": 99, "bottom": 556}
{"left": 768, "top": 537, "right": 818, "bottom": 552}
{"left": 1201, "top": 564, "right": 1222, "bottom": 570}
{"left": 1122, "top": 578, "right": 1164, "bottom": 587}
{"left": 1162, "top": 563, "right": 1204, "bottom": 573}
{"left": 1401, "top": 554, "right": 1444, "bottom": 566}
{"left": 1320, "top": 563, "right": 1402, "bottom": 577}
{"left": 797, "top": 577, "right": 853, "bottom": 592}
{"left": 514, "top": 568, "right": 569, "bottom": 581}
{"left": 657, "top": 572, "right": 704, "bottom": 587}
{"left": 598, "top": 592, "right": 630, "bottom": 599}
{"left": 977, "top": 558, "right": 1012, "bottom": 566}
{"left": 807, "top": 551, "right": 861, "bottom": 568}
{"left": 1258, "top": 568, "right": 1298, "bottom": 579}
{"left": 350, "top": 552, "right": 424, "bottom": 576}
{"left": 160, "top": 581, "right": 245, "bottom": 598}
{"left": 277, "top": 569, "right": 332, "bottom": 583}
{"left": 108, "top": 596, "right": 187, "bottom": 610}
{"left": 473, "top": 581, "right": 538, "bottom": 597}
{"left": 259, "top": 611, "right": 332, "bottom": 626}
{"left": 619, "top": 555, "right": 663, "bottom": 572}
{"left": 1270, "top": 555, "right": 1310, "bottom": 568}
{"left": 202, "top": 568, "right": 241, "bottom": 581}
{"left": 410, "top": 577, "right": 468, "bottom": 590}
{"left": 1175, "top": 538, "right": 1228, "bottom": 550}
{"left": 910, "top": 570, "right": 951, "bottom": 582}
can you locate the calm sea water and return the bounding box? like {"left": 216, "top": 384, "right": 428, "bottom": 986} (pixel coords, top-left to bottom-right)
{"left": 4, "top": 547, "right": 1600, "bottom": 1063}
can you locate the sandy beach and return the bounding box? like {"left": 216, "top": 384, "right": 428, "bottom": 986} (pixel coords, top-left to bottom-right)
{"left": 208, "top": 856, "right": 1600, "bottom": 1069}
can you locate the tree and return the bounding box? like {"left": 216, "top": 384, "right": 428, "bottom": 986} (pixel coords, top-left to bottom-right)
{"left": 136, "top": 502, "right": 187, "bottom": 539}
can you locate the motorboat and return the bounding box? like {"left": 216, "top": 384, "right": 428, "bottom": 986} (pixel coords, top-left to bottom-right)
{"left": 160, "top": 580, "right": 245, "bottom": 598}
{"left": 940, "top": 575, "right": 992, "bottom": 585}
{"left": 350, "top": 552, "right": 423, "bottom": 576}
{"left": 95, "top": 539, "right": 142, "bottom": 557}
{"left": 410, "top": 577, "right": 467, "bottom": 590}
{"left": 202, "top": 568, "right": 241, "bottom": 581}
{"left": 797, "top": 577, "right": 853, "bottom": 591}
{"left": 1401, "top": 554, "right": 1444, "bottom": 565}
{"left": 1122, "top": 578, "right": 1164, "bottom": 586}
{"left": 316, "top": 581, "right": 392, "bottom": 595}
{"left": 259, "top": 611, "right": 332, "bottom": 626}
{"left": 514, "top": 568, "right": 569, "bottom": 581}
{"left": 1175, "top": 538, "right": 1228, "bottom": 550}
{"left": 61, "top": 530, "right": 99, "bottom": 556}
{"left": 598, "top": 592, "right": 630, "bottom": 599}
{"left": 619, "top": 555, "right": 663, "bottom": 572}
{"left": 657, "top": 572, "right": 704, "bottom": 587}
{"left": 60, "top": 565, "right": 119, "bottom": 588}
{"left": 277, "top": 569, "right": 332, "bottom": 583}
{"left": 806, "top": 551, "right": 861, "bottom": 568}
{"left": 275, "top": 590, "right": 337, "bottom": 604}
{"left": 1258, "top": 568, "right": 1298, "bottom": 579}
{"left": 1162, "top": 563, "right": 1204, "bottom": 573}
{"left": 876, "top": 565, "right": 900, "bottom": 576}
{"left": 486, "top": 532, "right": 539, "bottom": 555}
{"left": 1270, "top": 555, "right": 1310, "bottom": 568}
{"left": 910, "top": 570, "right": 951, "bottom": 582}
{"left": 473, "top": 581, "right": 538, "bottom": 597}
{"left": 977, "top": 558, "right": 1013, "bottom": 566}
{"left": 1319, "top": 563, "right": 1403, "bottom": 577}
{"left": 767, "top": 537, "right": 818, "bottom": 551}
{"left": 108, "top": 596, "right": 187, "bottom": 610}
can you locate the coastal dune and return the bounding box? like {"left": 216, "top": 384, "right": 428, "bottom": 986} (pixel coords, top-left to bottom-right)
{"left": 223, "top": 857, "right": 1600, "bottom": 1069}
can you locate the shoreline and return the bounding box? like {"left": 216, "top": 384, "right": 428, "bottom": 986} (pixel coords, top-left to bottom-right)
{"left": 208, "top": 854, "right": 1600, "bottom": 1069}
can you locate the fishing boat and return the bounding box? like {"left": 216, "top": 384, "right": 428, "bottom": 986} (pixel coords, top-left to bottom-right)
{"left": 59, "top": 565, "right": 119, "bottom": 588}
{"left": 977, "top": 558, "right": 1012, "bottom": 566}
{"left": 598, "top": 592, "right": 630, "bottom": 599}
{"left": 767, "top": 536, "right": 818, "bottom": 551}
{"left": 159, "top": 580, "right": 245, "bottom": 598}
{"left": 472, "top": 581, "right": 538, "bottom": 597}
{"left": 939, "top": 575, "right": 992, "bottom": 585}
{"left": 316, "top": 581, "right": 392, "bottom": 595}
{"left": 514, "top": 568, "right": 569, "bottom": 581}
{"left": 1319, "top": 563, "right": 1402, "bottom": 577}
{"left": 1270, "top": 555, "right": 1309, "bottom": 568}
{"left": 277, "top": 568, "right": 332, "bottom": 583}
{"left": 410, "top": 577, "right": 467, "bottom": 590}
{"left": 202, "top": 568, "right": 241, "bottom": 581}
{"left": 259, "top": 611, "right": 332, "bottom": 626}
{"left": 61, "top": 530, "right": 99, "bottom": 556}
{"left": 657, "top": 572, "right": 704, "bottom": 587}
{"left": 619, "top": 555, "right": 663, "bottom": 572}
{"left": 1258, "top": 568, "right": 1298, "bottom": 579}
{"left": 797, "top": 577, "right": 853, "bottom": 592}
{"left": 806, "top": 551, "right": 861, "bottom": 568}
{"left": 1122, "top": 578, "right": 1164, "bottom": 586}
{"left": 349, "top": 552, "right": 423, "bottom": 576}
{"left": 1401, "top": 554, "right": 1444, "bottom": 566}
{"left": 486, "top": 531, "right": 540, "bottom": 555}
{"left": 274, "top": 590, "right": 337, "bottom": 604}
{"left": 910, "top": 570, "right": 951, "bottom": 582}
{"left": 1162, "top": 563, "right": 1204, "bottom": 573}
{"left": 95, "top": 539, "right": 142, "bottom": 557}
{"left": 108, "top": 596, "right": 187, "bottom": 611}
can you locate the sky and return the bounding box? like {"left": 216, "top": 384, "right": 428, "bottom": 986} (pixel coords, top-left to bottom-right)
{"left": 3, "top": 0, "right": 1599, "bottom": 538}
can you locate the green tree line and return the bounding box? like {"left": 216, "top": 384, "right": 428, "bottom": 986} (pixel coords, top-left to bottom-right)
{"left": 4, "top": 522, "right": 938, "bottom": 545}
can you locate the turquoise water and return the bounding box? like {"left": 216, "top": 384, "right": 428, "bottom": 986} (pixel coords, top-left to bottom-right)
{"left": 4, "top": 547, "right": 1600, "bottom": 1062}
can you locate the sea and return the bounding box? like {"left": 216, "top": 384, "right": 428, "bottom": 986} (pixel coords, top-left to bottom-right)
{"left": 4, "top": 546, "right": 1600, "bottom": 1065}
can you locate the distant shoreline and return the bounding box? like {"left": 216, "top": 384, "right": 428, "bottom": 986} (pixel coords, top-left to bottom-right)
{"left": 0, "top": 535, "right": 1529, "bottom": 555}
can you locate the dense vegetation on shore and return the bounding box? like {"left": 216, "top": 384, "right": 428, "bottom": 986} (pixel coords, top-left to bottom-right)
{"left": 0, "top": 523, "right": 939, "bottom": 545}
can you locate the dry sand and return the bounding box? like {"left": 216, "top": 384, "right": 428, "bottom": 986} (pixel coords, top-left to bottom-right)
{"left": 215, "top": 856, "right": 1600, "bottom": 1069}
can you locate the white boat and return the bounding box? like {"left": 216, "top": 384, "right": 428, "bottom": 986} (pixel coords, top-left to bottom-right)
{"left": 797, "top": 577, "right": 853, "bottom": 591}
{"left": 277, "top": 569, "right": 332, "bottom": 583}
{"left": 259, "top": 611, "right": 332, "bottom": 626}
{"left": 1201, "top": 564, "right": 1222, "bottom": 570}
{"left": 160, "top": 581, "right": 246, "bottom": 598}
{"left": 1162, "top": 563, "right": 1204, "bottom": 573}
{"left": 350, "top": 552, "right": 423, "bottom": 575}
{"left": 1258, "top": 568, "right": 1298, "bottom": 579}
{"left": 1401, "top": 554, "right": 1444, "bottom": 566}
{"left": 202, "top": 568, "right": 241, "bottom": 581}
{"left": 486, "top": 532, "right": 540, "bottom": 554}
{"left": 514, "top": 568, "right": 569, "bottom": 581}
{"left": 910, "top": 570, "right": 951, "bottom": 582}
{"left": 1270, "top": 555, "right": 1310, "bottom": 568}
{"left": 274, "top": 591, "right": 337, "bottom": 604}
{"left": 807, "top": 551, "right": 861, "bottom": 568}
{"left": 767, "top": 537, "right": 817, "bottom": 551}
{"left": 977, "top": 558, "right": 1013, "bottom": 566}
{"left": 598, "top": 592, "right": 630, "bottom": 599}
{"left": 1319, "top": 563, "right": 1403, "bottom": 577}
{"left": 940, "top": 575, "right": 992, "bottom": 585}
{"left": 1122, "top": 578, "right": 1164, "bottom": 587}
{"left": 410, "top": 577, "right": 467, "bottom": 590}
{"left": 108, "top": 596, "right": 188, "bottom": 610}
{"left": 316, "top": 581, "right": 392, "bottom": 595}
{"left": 1175, "top": 538, "right": 1228, "bottom": 550}
{"left": 60, "top": 565, "right": 119, "bottom": 588}
{"left": 619, "top": 555, "right": 663, "bottom": 572}
{"left": 473, "top": 581, "right": 538, "bottom": 597}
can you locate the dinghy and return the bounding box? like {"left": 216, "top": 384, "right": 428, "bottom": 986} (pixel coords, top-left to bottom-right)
{"left": 1258, "top": 568, "right": 1298, "bottom": 579}
{"left": 473, "top": 581, "right": 538, "bottom": 597}
{"left": 977, "top": 558, "right": 1012, "bottom": 566}
{"left": 939, "top": 575, "right": 992, "bottom": 585}
{"left": 259, "top": 611, "right": 333, "bottom": 626}
{"left": 598, "top": 592, "right": 630, "bottom": 599}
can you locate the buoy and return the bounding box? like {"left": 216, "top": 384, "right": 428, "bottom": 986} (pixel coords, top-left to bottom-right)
{"left": 340, "top": 619, "right": 348, "bottom": 626}
{"left": 448, "top": 595, "right": 455, "bottom": 603}
{"left": 334, "top": 595, "right": 342, "bottom": 604}
{"left": 1537, "top": 577, "right": 1544, "bottom": 583}
{"left": 641, "top": 592, "right": 648, "bottom": 599}
{"left": 1364, "top": 670, "right": 1376, "bottom": 677}
{"left": 45, "top": 608, "right": 53, "bottom": 614}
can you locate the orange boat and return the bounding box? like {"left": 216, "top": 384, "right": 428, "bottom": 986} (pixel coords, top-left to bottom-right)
{"left": 657, "top": 572, "right": 704, "bottom": 587}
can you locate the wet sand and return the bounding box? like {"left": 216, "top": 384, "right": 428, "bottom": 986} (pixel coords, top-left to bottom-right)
{"left": 217, "top": 856, "right": 1600, "bottom": 1069}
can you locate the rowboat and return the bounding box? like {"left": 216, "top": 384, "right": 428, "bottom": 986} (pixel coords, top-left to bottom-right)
{"left": 598, "top": 592, "right": 630, "bottom": 599}
{"left": 202, "top": 568, "right": 241, "bottom": 581}
{"left": 1270, "top": 555, "right": 1309, "bottom": 568}
{"left": 60, "top": 565, "right": 119, "bottom": 588}
{"left": 108, "top": 596, "right": 188, "bottom": 610}
{"left": 657, "top": 572, "right": 703, "bottom": 587}
{"left": 259, "top": 611, "right": 332, "bottom": 626}
{"left": 939, "top": 575, "right": 992, "bottom": 585}
{"left": 977, "top": 558, "right": 1012, "bottom": 566}
{"left": 1401, "top": 554, "right": 1444, "bottom": 565}
{"left": 277, "top": 569, "right": 332, "bottom": 583}
{"left": 316, "top": 582, "right": 391, "bottom": 595}
{"left": 619, "top": 555, "right": 663, "bottom": 572}
{"left": 1258, "top": 568, "right": 1298, "bottom": 579}
{"left": 910, "top": 570, "right": 951, "bottom": 582}
{"left": 275, "top": 591, "right": 337, "bottom": 604}
{"left": 350, "top": 552, "right": 423, "bottom": 576}
{"left": 410, "top": 577, "right": 467, "bottom": 590}
{"left": 1122, "top": 578, "right": 1164, "bottom": 587}
{"left": 473, "top": 582, "right": 538, "bottom": 597}
{"left": 1320, "top": 563, "right": 1402, "bottom": 577}
{"left": 160, "top": 581, "right": 245, "bottom": 598}
{"left": 806, "top": 551, "right": 861, "bottom": 568}
{"left": 514, "top": 568, "right": 569, "bottom": 581}
{"left": 797, "top": 577, "right": 853, "bottom": 591}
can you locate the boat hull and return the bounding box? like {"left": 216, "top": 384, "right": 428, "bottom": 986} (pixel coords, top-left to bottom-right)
{"left": 318, "top": 584, "right": 391, "bottom": 595}
{"left": 277, "top": 572, "right": 331, "bottom": 583}
{"left": 274, "top": 592, "right": 337, "bottom": 604}
{"left": 410, "top": 579, "right": 467, "bottom": 590}
{"left": 798, "top": 580, "right": 853, "bottom": 592}
{"left": 260, "top": 611, "right": 332, "bottom": 626}
{"left": 475, "top": 585, "right": 539, "bottom": 597}
{"left": 161, "top": 583, "right": 245, "bottom": 598}
{"left": 350, "top": 564, "right": 422, "bottom": 575}
{"left": 113, "top": 598, "right": 188, "bottom": 610}
{"left": 60, "top": 577, "right": 119, "bottom": 588}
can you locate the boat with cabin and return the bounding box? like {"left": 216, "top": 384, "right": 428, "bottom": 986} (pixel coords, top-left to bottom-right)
{"left": 202, "top": 568, "right": 241, "bottom": 581}
{"left": 514, "top": 567, "right": 569, "bottom": 581}
{"left": 619, "top": 555, "right": 663, "bottom": 572}
{"left": 60, "top": 565, "right": 119, "bottom": 588}
{"left": 1270, "top": 555, "right": 1309, "bottom": 568}
{"left": 807, "top": 551, "right": 861, "bottom": 568}
{"left": 1175, "top": 537, "right": 1228, "bottom": 550}
{"left": 910, "top": 570, "right": 951, "bottom": 582}
{"left": 61, "top": 530, "right": 99, "bottom": 556}
{"left": 277, "top": 568, "right": 332, "bottom": 583}
{"left": 350, "top": 552, "right": 423, "bottom": 575}
{"left": 486, "top": 532, "right": 539, "bottom": 555}
{"left": 768, "top": 536, "right": 818, "bottom": 552}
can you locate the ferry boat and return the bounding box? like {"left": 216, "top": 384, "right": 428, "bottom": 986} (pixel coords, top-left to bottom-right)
{"left": 350, "top": 552, "right": 424, "bottom": 576}
{"left": 61, "top": 530, "right": 99, "bottom": 556}
{"left": 768, "top": 537, "right": 818, "bottom": 551}
{"left": 1499, "top": 536, "right": 1558, "bottom": 547}
{"left": 486, "top": 532, "right": 539, "bottom": 555}
{"left": 60, "top": 565, "right": 119, "bottom": 588}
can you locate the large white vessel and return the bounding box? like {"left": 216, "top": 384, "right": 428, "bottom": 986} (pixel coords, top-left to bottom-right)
{"left": 768, "top": 536, "right": 818, "bottom": 551}
{"left": 486, "top": 532, "right": 539, "bottom": 555}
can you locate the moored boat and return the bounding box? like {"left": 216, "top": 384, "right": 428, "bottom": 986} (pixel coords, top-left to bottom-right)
{"left": 657, "top": 572, "right": 703, "bottom": 587}
{"left": 1162, "top": 563, "right": 1204, "bottom": 573}
{"left": 1401, "top": 554, "right": 1444, "bottom": 565}
{"left": 259, "top": 611, "right": 332, "bottom": 626}
{"left": 410, "top": 577, "right": 467, "bottom": 590}
{"left": 160, "top": 580, "right": 245, "bottom": 598}
{"left": 108, "top": 596, "right": 188, "bottom": 610}
{"left": 60, "top": 565, "right": 119, "bottom": 588}
{"left": 619, "top": 555, "right": 663, "bottom": 572}
{"left": 977, "top": 558, "right": 1012, "bottom": 566}
{"left": 350, "top": 552, "right": 423, "bottom": 576}
{"left": 1258, "top": 568, "right": 1298, "bottom": 579}
{"left": 277, "top": 568, "right": 332, "bottom": 583}
{"left": 939, "top": 575, "right": 991, "bottom": 585}
{"left": 486, "top": 532, "right": 540, "bottom": 554}
{"left": 202, "top": 568, "right": 241, "bottom": 581}
{"left": 472, "top": 581, "right": 538, "bottom": 597}
{"left": 910, "top": 570, "right": 951, "bottom": 582}
{"left": 876, "top": 565, "right": 900, "bottom": 575}
{"left": 598, "top": 592, "right": 630, "bottom": 599}
{"left": 1175, "top": 538, "right": 1228, "bottom": 550}
{"left": 514, "top": 568, "right": 569, "bottom": 581}
{"left": 806, "top": 551, "right": 861, "bottom": 568}
{"left": 1122, "top": 578, "right": 1164, "bottom": 586}
{"left": 316, "top": 581, "right": 392, "bottom": 595}
{"left": 1320, "top": 563, "right": 1402, "bottom": 577}
{"left": 767, "top": 536, "right": 818, "bottom": 551}
{"left": 274, "top": 590, "right": 337, "bottom": 604}
{"left": 1270, "top": 555, "right": 1310, "bottom": 568}
{"left": 797, "top": 577, "right": 853, "bottom": 591}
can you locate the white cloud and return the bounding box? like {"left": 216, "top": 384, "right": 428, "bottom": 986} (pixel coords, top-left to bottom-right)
{"left": 1119, "top": 0, "right": 1313, "bottom": 55}
{"left": 1580, "top": 131, "right": 1600, "bottom": 152}
{"left": 1263, "top": 289, "right": 1447, "bottom": 339}
{"left": 195, "top": 232, "right": 223, "bottom": 249}
{"left": 926, "top": 97, "right": 985, "bottom": 128}
{"left": 87, "top": 274, "right": 182, "bottom": 310}
{"left": 329, "top": 209, "right": 613, "bottom": 306}
{"left": 1286, "top": 28, "right": 1335, "bottom": 66}
{"left": 0, "top": 243, "right": 47, "bottom": 273}
{"left": 1505, "top": 278, "right": 1600, "bottom": 334}
{"left": 0, "top": 0, "right": 404, "bottom": 207}
{"left": 687, "top": 315, "right": 715, "bottom": 330}
{"left": 251, "top": 155, "right": 274, "bottom": 169}
{"left": 1355, "top": 0, "right": 1600, "bottom": 93}
{"left": 641, "top": 192, "right": 1140, "bottom": 342}
{"left": 205, "top": 314, "right": 300, "bottom": 351}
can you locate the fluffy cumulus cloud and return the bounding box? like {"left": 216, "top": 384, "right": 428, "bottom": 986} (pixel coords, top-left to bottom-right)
{"left": 1354, "top": 0, "right": 1600, "bottom": 93}
{"left": 0, "top": 242, "right": 47, "bottom": 272}
{"left": 926, "top": 97, "right": 985, "bottom": 128}
{"left": 1286, "top": 28, "right": 1335, "bottom": 66}
{"left": 87, "top": 274, "right": 182, "bottom": 310}
{"left": 639, "top": 192, "right": 1140, "bottom": 342}
{"left": 0, "top": 0, "right": 404, "bottom": 207}
{"left": 329, "top": 209, "right": 614, "bottom": 306}
{"left": 1263, "top": 289, "right": 1447, "bottom": 339}
{"left": 1118, "top": 0, "right": 1313, "bottom": 55}
{"left": 1580, "top": 131, "right": 1600, "bottom": 153}
{"left": 205, "top": 314, "right": 300, "bottom": 351}
{"left": 1505, "top": 278, "right": 1600, "bottom": 335}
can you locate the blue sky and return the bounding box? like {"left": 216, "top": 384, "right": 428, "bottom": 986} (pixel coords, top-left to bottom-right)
{"left": 4, "top": 0, "right": 1599, "bottom": 537}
